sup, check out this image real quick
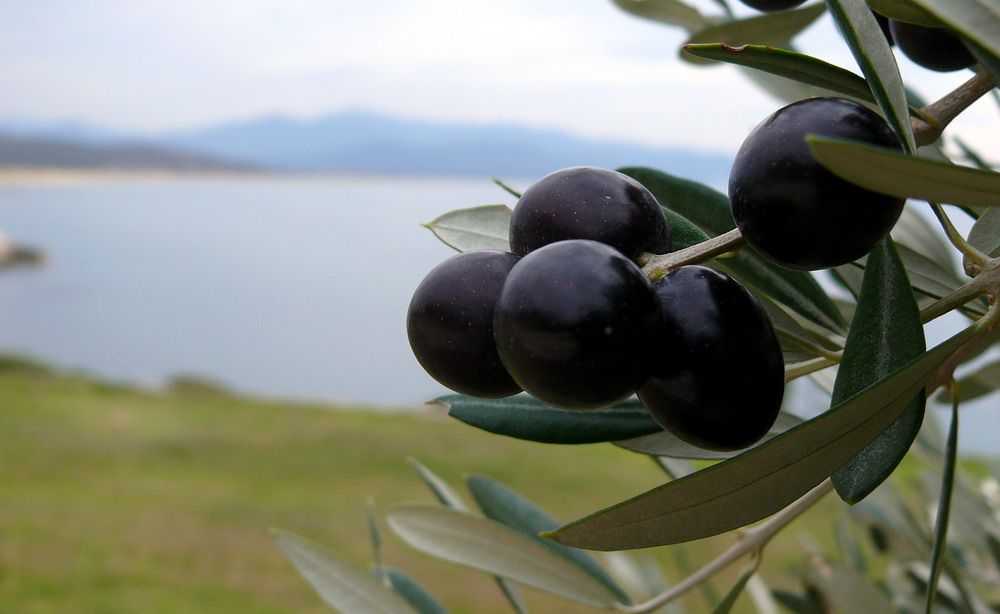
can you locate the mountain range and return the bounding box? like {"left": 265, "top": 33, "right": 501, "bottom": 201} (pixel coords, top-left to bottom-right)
{"left": 0, "top": 110, "right": 732, "bottom": 183}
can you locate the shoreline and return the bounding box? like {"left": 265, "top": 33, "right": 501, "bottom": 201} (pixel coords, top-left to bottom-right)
{"left": 0, "top": 166, "right": 276, "bottom": 187}
{"left": 0, "top": 166, "right": 511, "bottom": 187}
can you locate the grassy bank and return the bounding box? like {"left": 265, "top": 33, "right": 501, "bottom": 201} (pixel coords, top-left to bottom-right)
{"left": 0, "top": 358, "right": 964, "bottom": 613}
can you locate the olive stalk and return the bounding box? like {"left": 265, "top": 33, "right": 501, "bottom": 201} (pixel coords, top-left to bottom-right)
{"left": 639, "top": 228, "right": 746, "bottom": 280}
{"left": 928, "top": 201, "right": 992, "bottom": 268}
{"left": 911, "top": 70, "right": 997, "bottom": 147}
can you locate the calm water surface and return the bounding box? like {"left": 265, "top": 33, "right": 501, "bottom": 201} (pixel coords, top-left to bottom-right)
{"left": 1, "top": 174, "right": 997, "bottom": 454}
{"left": 0, "top": 175, "right": 505, "bottom": 407}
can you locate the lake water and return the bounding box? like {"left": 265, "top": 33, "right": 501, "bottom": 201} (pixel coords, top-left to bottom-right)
{"left": 0, "top": 174, "right": 502, "bottom": 408}
{"left": 1, "top": 174, "right": 997, "bottom": 453}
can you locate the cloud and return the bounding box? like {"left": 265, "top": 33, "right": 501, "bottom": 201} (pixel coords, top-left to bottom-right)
{"left": 0, "top": 1, "right": 995, "bottom": 156}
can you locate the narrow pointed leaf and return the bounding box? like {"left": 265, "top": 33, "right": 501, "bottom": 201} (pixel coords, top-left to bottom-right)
{"left": 968, "top": 206, "right": 1000, "bottom": 258}
{"left": 681, "top": 44, "right": 880, "bottom": 105}
{"left": 466, "top": 475, "right": 632, "bottom": 604}
{"left": 387, "top": 504, "right": 623, "bottom": 608}
{"left": 544, "top": 326, "right": 976, "bottom": 550}
{"left": 681, "top": 3, "right": 827, "bottom": 65}
{"left": 738, "top": 63, "right": 835, "bottom": 104}
{"left": 273, "top": 530, "right": 419, "bottom": 614}
{"left": 620, "top": 166, "right": 845, "bottom": 332}
{"left": 439, "top": 394, "right": 662, "bottom": 444}
{"left": 824, "top": 0, "right": 915, "bottom": 151}
{"left": 611, "top": 0, "right": 710, "bottom": 31}
{"left": 408, "top": 458, "right": 469, "bottom": 511}
{"left": 892, "top": 206, "right": 956, "bottom": 273}
{"left": 384, "top": 568, "right": 450, "bottom": 614}
{"left": 967, "top": 38, "right": 1000, "bottom": 88}
{"left": 924, "top": 397, "right": 959, "bottom": 614}
{"left": 614, "top": 411, "right": 804, "bottom": 460}
{"left": 908, "top": 0, "right": 1000, "bottom": 62}
{"left": 424, "top": 204, "right": 512, "bottom": 252}
{"left": 938, "top": 361, "right": 1000, "bottom": 403}
{"left": 831, "top": 239, "right": 926, "bottom": 504}
{"left": 712, "top": 553, "right": 762, "bottom": 614}
{"left": 810, "top": 137, "right": 1000, "bottom": 208}
{"left": 867, "top": 0, "right": 943, "bottom": 26}
{"left": 406, "top": 460, "right": 527, "bottom": 612}
{"left": 660, "top": 207, "right": 711, "bottom": 251}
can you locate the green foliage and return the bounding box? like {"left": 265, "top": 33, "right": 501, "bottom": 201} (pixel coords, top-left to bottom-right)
{"left": 831, "top": 239, "right": 925, "bottom": 504}
{"left": 277, "top": 0, "right": 1000, "bottom": 612}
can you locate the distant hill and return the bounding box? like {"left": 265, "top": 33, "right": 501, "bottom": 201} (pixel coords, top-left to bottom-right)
{"left": 159, "top": 110, "right": 733, "bottom": 183}
{"left": 0, "top": 133, "right": 254, "bottom": 172}
{"left": 0, "top": 110, "right": 733, "bottom": 183}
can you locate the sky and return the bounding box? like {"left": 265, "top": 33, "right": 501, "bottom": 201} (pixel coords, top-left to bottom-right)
{"left": 0, "top": 0, "right": 996, "bottom": 156}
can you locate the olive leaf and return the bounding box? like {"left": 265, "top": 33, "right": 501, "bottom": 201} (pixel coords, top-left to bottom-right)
{"left": 968, "top": 206, "right": 1000, "bottom": 261}
{"left": 866, "top": 0, "right": 944, "bottom": 27}
{"left": 382, "top": 568, "right": 450, "bottom": 614}
{"left": 681, "top": 3, "right": 827, "bottom": 65}
{"left": 406, "top": 459, "right": 528, "bottom": 613}
{"left": 614, "top": 411, "right": 804, "bottom": 460}
{"left": 660, "top": 206, "right": 712, "bottom": 252}
{"left": 387, "top": 504, "right": 624, "bottom": 608}
{"left": 544, "top": 326, "right": 977, "bottom": 550}
{"left": 439, "top": 394, "right": 662, "bottom": 444}
{"left": 610, "top": 0, "right": 710, "bottom": 31}
{"left": 825, "top": 0, "right": 916, "bottom": 152}
{"left": 465, "top": 474, "right": 632, "bottom": 604}
{"left": 408, "top": 458, "right": 469, "bottom": 510}
{"left": 831, "top": 239, "right": 926, "bottom": 505}
{"left": 907, "top": 0, "right": 1000, "bottom": 62}
{"left": 937, "top": 360, "right": 1000, "bottom": 403}
{"left": 966, "top": 37, "right": 1000, "bottom": 89}
{"left": 273, "top": 530, "right": 419, "bottom": 614}
{"left": 682, "top": 43, "right": 875, "bottom": 104}
{"left": 808, "top": 137, "right": 1000, "bottom": 208}
{"left": 711, "top": 552, "right": 762, "bottom": 614}
{"left": 620, "top": 166, "right": 846, "bottom": 333}
{"left": 924, "top": 398, "right": 960, "bottom": 614}
{"left": 892, "top": 206, "right": 956, "bottom": 273}
{"left": 423, "top": 204, "right": 512, "bottom": 252}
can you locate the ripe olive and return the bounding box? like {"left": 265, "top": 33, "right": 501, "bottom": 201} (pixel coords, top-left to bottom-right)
{"left": 637, "top": 265, "right": 784, "bottom": 451}
{"left": 508, "top": 166, "right": 671, "bottom": 262}
{"left": 737, "top": 0, "right": 807, "bottom": 11}
{"left": 889, "top": 19, "right": 975, "bottom": 72}
{"left": 407, "top": 250, "right": 522, "bottom": 398}
{"left": 494, "top": 239, "right": 661, "bottom": 410}
{"left": 729, "top": 97, "right": 905, "bottom": 271}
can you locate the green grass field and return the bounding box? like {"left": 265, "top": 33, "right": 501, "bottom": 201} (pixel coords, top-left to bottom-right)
{"left": 0, "top": 357, "right": 961, "bottom": 613}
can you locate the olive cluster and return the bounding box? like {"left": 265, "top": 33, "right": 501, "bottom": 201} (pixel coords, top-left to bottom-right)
{"left": 408, "top": 167, "right": 785, "bottom": 451}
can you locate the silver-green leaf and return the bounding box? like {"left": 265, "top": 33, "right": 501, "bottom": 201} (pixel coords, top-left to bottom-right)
{"left": 611, "top": 0, "right": 710, "bottom": 31}
{"left": 387, "top": 504, "right": 624, "bottom": 608}
{"left": 273, "top": 530, "right": 419, "bottom": 614}
{"left": 908, "top": 0, "right": 1000, "bottom": 62}
{"left": 808, "top": 136, "right": 1000, "bottom": 208}
{"left": 825, "top": 0, "right": 915, "bottom": 151}
{"left": 544, "top": 326, "right": 977, "bottom": 550}
{"left": 423, "top": 204, "right": 512, "bottom": 252}
{"left": 831, "top": 239, "right": 926, "bottom": 504}
{"left": 681, "top": 3, "right": 827, "bottom": 65}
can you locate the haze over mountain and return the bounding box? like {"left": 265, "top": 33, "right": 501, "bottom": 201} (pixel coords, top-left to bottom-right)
{"left": 0, "top": 110, "right": 732, "bottom": 182}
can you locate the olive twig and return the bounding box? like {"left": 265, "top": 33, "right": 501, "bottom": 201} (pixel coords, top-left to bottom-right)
{"left": 927, "top": 201, "right": 992, "bottom": 268}
{"left": 784, "top": 356, "right": 839, "bottom": 382}
{"left": 912, "top": 71, "right": 997, "bottom": 147}
{"left": 640, "top": 228, "right": 746, "bottom": 281}
{"left": 919, "top": 257, "right": 1000, "bottom": 325}
{"left": 614, "top": 479, "right": 834, "bottom": 614}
